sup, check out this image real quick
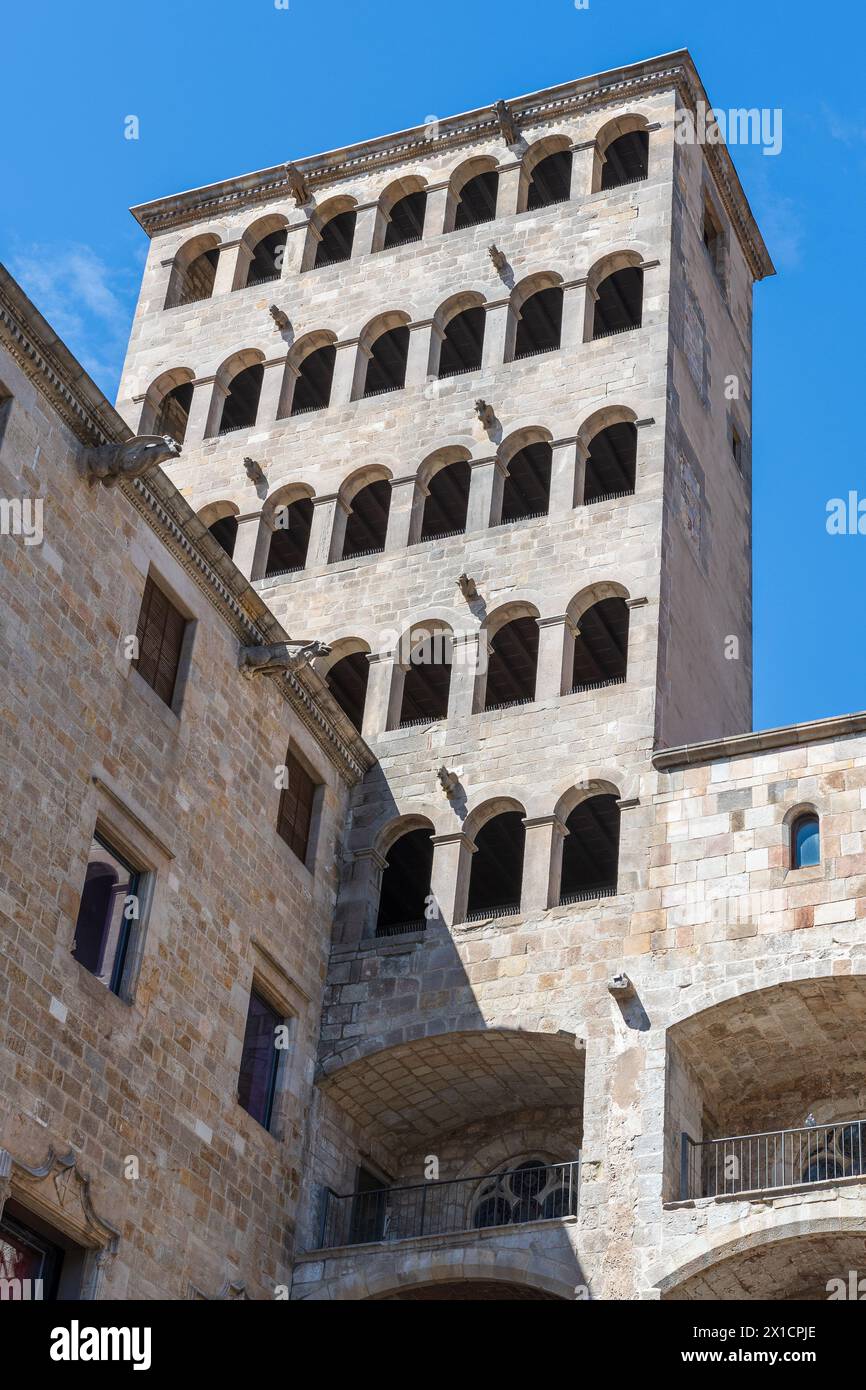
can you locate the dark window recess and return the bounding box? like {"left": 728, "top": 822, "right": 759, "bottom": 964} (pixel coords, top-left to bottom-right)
{"left": 133, "top": 575, "right": 186, "bottom": 706}
{"left": 384, "top": 191, "right": 427, "bottom": 248}
{"left": 342, "top": 480, "right": 391, "bottom": 558}
{"left": 315, "top": 210, "right": 356, "bottom": 267}
{"left": 363, "top": 327, "right": 409, "bottom": 396}
{"left": 501, "top": 442, "right": 551, "bottom": 522}
{"left": 514, "top": 288, "right": 562, "bottom": 358}
{"left": 170, "top": 247, "right": 218, "bottom": 306}
{"left": 399, "top": 636, "right": 452, "bottom": 723}
{"left": 601, "top": 130, "right": 649, "bottom": 189}
{"left": 208, "top": 514, "right": 237, "bottom": 559}
{"left": 572, "top": 598, "right": 629, "bottom": 688}
{"left": 527, "top": 150, "right": 572, "bottom": 209}
{"left": 438, "top": 308, "right": 485, "bottom": 377}
{"left": 455, "top": 171, "right": 498, "bottom": 229}
{"left": 0, "top": 382, "right": 12, "bottom": 450}
{"left": 792, "top": 814, "right": 820, "bottom": 869}
{"left": 291, "top": 345, "right": 335, "bottom": 414}
{"left": 350, "top": 1166, "right": 388, "bottom": 1244}
{"left": 0, "top": 1209, "right": 65, "bottom": 1300}
{"left": 702, "top": 202, "right": 725, "bottom": 280}
{"left": 592, "top": 268, "right": 643, "bottom": 338}
{"left": 154, "top": 382, "right": 192, "bottom": 444}
{"left": 466, "top": 813, "right": 525, "bottom": 918}
{"left": 376, "top": 828, "right": 434, "bottom": 934}
{"left": 71, "top": 833, "right": 140, "bottom": 995}
{"left": 584, "top": 422, "right": 637, "bottom": 502}
{"left": 560, "top": 795, "right": 620, "bottom": 901}
{"left": 265, "top": 498, "right": 313, "bottom": 576}
{"left": 485, "top": 618, "right": 538, "bottom": 708}
{"left": 276, "top": 749, "right": 317, "bottom": 863}
{"left": 420, "top": 461, "right": 470, "bottom": 539}
{"left": 244, "top": 230, "right": 287, "bottom": 287}
{"left": 237, "top": 989, "right": 282, "bottom": 1130}
{"left": 218, "top": 364, "right": 263, "bottom": 433}
{"left": 326, "top": 652, "right": 370, "bottom": 730}
{"left": 731, "top": 425, "right": 743, "bottom": 470}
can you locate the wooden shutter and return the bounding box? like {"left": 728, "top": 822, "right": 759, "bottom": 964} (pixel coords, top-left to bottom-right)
{"left": 133, "top": 576, "right": 186, "bottom": 706}
{"left": 277, "top": 750, "right": 317, "bottom": 862}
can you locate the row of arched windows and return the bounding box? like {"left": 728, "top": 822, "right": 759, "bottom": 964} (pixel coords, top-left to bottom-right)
{"left": 144, "top": 256, "right": 647, "bottom": 443}
{"left": 163, "top": 117, "right": 651, "bottom": 308}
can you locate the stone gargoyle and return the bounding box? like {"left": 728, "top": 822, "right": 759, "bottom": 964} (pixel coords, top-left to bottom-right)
{"left": 83, "top": 434, "right": 181, "bottom": 487}
{"left": 238, "top": 640, "right": 331, "bottom": 678}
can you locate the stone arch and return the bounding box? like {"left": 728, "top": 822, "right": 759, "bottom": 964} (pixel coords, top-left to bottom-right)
{"left": 261, "top": 481, "right": 316, "bottom": 578}
{"left": 280, "top": 328, "right": 338, "bottom": 417}
{"left": 462, "top": 799, "right": 528, "bottom": 916}
{"left": 373, "top": 814, "right": 436, "bottom": 937}
{"left": 430, "top": 289, "right": 487, "bottom": 378}
{"left": 389, "top": 617, "right": 455, "bottom": 729}
{"left": 374, "top": 175, "right": 429, "bottom": 252}
{"left": 198, "top": 500, "right": 240, "bottom": 559}
{"left": 138, "top": 366, "right": 196, "bottom": 438}
{"left": 209, "top": 348, "right": 266, "bottom": 437}
{"left": 416, "top": 445, "right": 472, "bottom": 543}
{"left": 164, "top": 232, "right": 222, "bottom": 308}
{"left": 591, "top": 113, "right": 650, "bottom": 193}
{"left": 507, "top": 272, "right": 564, "bottom": 362}
{"left": 463, "top": 795, "right": 528, "bottom": 841}
{"left": 355, "top": 310, "right": 412, "bottom": 400}
{"left": 316, "top": 637, "right": 372, "bottom": 732}
{"left": 304, "top": 194, "right": 359, "bottom": 271}
{"left": 566, "top": 580, "right": 630, "bottom": 627}
{"left": 585, "top": 249, "right": 645, "bottom": 341}
{"left": 478, "top": 600, "right": 541, "bottom": 712}
{"left": 302, "top": 1252, "right": 580, "bottom": 1302}
{"left": 444, "top": 154, "right": 501, "bottom": 233}
{"left": 518, "top": 134, "right": 573, "bottom": 212}
{"left": 239, "top": 212, "right": 289, "bottom": 289}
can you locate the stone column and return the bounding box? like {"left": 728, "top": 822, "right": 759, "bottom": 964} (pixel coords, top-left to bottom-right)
{"left": 256, "top": 357, "right": 289, "bottom": 425}
{"left": 386, "top": 475, "right": 423, "bottom": 551}
{"left": 535, "top": 614, "right": 576, "bottom": 700}
{"left": 232, "top": 512, "right": 268, "bottom": 580}
{"left": 521, "top": 814, "right": 568, "bottom": 914}
{"left": 549, "top": 436, "right": 584, "bottom": 513}
{"left": 560, "top": 278, "right": 588, "bottom": 350}
{"left": 353, "top": 202, "right": 381, "bottom": 257}
{"left": 429, "top": 832, "right": 475, "bottom": 929}
{"left": 406, "top": 320, "right": 438, "bottom": 386}
{"left": 495, "top": 161, "right": 522, "bottom": 218}
{"left": 212, "top": 238, "right": 246, "bottom": 295}
{"left": 337, "top": 848, "right": 387, "bottom": 943}
{"left": 447, "top": 631, "right": 487, "bottom": 719}
{"left": 150, "top": 255, "right": 177, "bottom": 313}
{"left": 570, "top": 139, "right": 599, "bottom": 196}
{"left": 362, "top": 651, "right": 397, "bottom": 738}
{"left": 466, "top": 454, "right": 508, "bottom": 532}
{"left": 281, "top": 221, "right": 310, "bottom": 277}
{"left": 185, "top": 376, "right": 221, "bottom": 443}
{"left": 423, "top": 182, "right": 450, "bottom": 238}
{"left": 481, "top": 298, "right": 512, "bottom": 370}
{"left": 308, "top": 493, "right": 347, "bottom": 566}
{"left": 330, "top": 339, "right": 365, "bottom": 405}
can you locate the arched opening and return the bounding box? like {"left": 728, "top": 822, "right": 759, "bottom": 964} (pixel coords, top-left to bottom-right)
{"left": 484, "top": 616, "right": 538, "bottom": 709}
{"left": 571, "top": 597, "right": 629, "bottom": 690}
{"left": 471, "top": 1158, "right": 577, "bottom": 1228}
{"left": 315, "top": 209, "right": 356, "bottom": 268}
{"left": 466, "top": 812, "right": 525, "bottom": 920}
{"left": 362, "top": 326, "right": 410, "bottom": 397}
{"left": 244, "top": 229, "right": 286, "bottom": 287}
{"left": 325, "top": 650, "right": 370, "bottom": 730}
{"left": 438, "top": 306, "right": 485, "bottom": 377}
{"left": 217, "top": 363, "right": 263, "bottom": 434}
{"left": 601, "top": 130, "right": 649, "bottom": 189}
{"left": 455, "top": 170, "right": 499, "bottom": 229}
{"left": 384, "top": 189, "right": 427, "bottom": 248}
{"left": 592, "top": 266, "right": 643, "bottom": 339}
{"left": 514, "top": 287, "right": 562, "bottom": 359}
{"left": 153, "top": 381, "right": 193, "bottom": 443}
{"left": 165, "top": 237, "right": 220, "bottom": 308}
{"left": 501, "top": 441, "right": 551, "bottom": 522}
{"left": 527, "top": 150, "right": 572, "bottom": 209}
{"left": 420, "top": 460, "right": 470, "bottom": 540}
{"left": 559, "top": 795, "right": 620, "bottom": 904}
{"left": 398, "top": 628, "right": 452, "bottom": 726}
{"left": 265, "top": 497, "right": 313, "bottom": 576}
{"left": 373, "top": 1281, "right": 565, "bottom": 1301}
{"left": 342, "top": 479, "right": 391, "bottom": 558}
{"left": 376, "top": 826, "right": 434, "bottom": 936}
{"left": 791, "top": 812, "right": 820, "bottom": 869}
{"left": 208, "top": 514, "right": 238, "bottom": 558}
{"left": 583, "top": 421, "right": 637, "bottom": 503}
{"left": 291, "top": 344, "right": 336, "bottom": 415}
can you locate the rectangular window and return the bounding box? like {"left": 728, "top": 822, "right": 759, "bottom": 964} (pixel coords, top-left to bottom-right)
{"left": 0, "top": 1203, "right": 87, "bottom": 1301}
{"left": 133, "top": 575, "right": 187, "bottom": 707}
{"left": 238, "top": 988, "right": 283, "bottom": 1131}
{"left": 731, "top": 425, "right": 742, "bottom": 469}
{"left": 71, "top": 832, "right": 141, "bottom": 996}
{"left": 0, "top": 382, "right": 12, "bottom": 451}
{"left": 702, "top": 199, "right": 725, "bottom": 283}
{"left": 276, "top": 749, "right": 317, "bottom": 864}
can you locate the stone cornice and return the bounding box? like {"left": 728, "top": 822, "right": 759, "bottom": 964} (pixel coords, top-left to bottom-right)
{"left": 653, "top": 712, "right": 866, "bottom": 770}
{"left": 128, "top": 51, "right": 773, "bottom": 280}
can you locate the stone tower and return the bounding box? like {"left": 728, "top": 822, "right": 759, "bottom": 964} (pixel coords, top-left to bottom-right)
{"left": 116, "top": 51, "right": 775, "bottom": 1299}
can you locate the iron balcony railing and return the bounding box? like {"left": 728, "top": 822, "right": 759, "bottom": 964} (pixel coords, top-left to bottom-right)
{"left": 375, "top": 918, "right": 426, "bottom": 939}
{"left": 570, "top": 675, "right": 626, "bottom": 695}
{"left": 593, "top": 320, "right": 642, "bottom": 340}
{"left": 460, "top": 901, "right": 521, "bottom": 924}
{"left": 558, "top": 883, "right": 617, "bottom": 907}
{"left": 318, "top": 1158, "right": 580, "bottom": 1249}
{"left": 680, "top": 1117, "right": 866, "bottom": 1201}
{"left": 583, "top": 487, "right": 636, "bottom": 506}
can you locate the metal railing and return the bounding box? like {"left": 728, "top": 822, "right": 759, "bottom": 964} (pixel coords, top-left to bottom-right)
{"left": 559, "top": 883, "right": 617, "bottom": 906}
{"left": 438, "top": 361, "right": 481, "bottom": 379}
{"left": 245, "top": 272, "right": 280, "bottom": 287}
{"left": 375, "top": 918, "right": 427, "bottom": 939}
{"left": 313, "top": 250, "right": 352, "bottom": 269}
{"left": 512, "top": 343, "right": 560, "bottom": 361}
{"left": 491, "top": 509, "right": 548, "bottom": 527}
{"left": 415, "top": 527, "right": 466, "bottom": 544}
{"left": 483, "top": 695, "right": 535, "bottom": 712}
{"left": 583, "top": 487, "right": 635, "bottom": 506}
{"left": 262, "top": 564, "right": 305, "bottom": 580}
{"left": 570, "top": 675, "right": 626, "bottom": 695}
{"left": 593, "top": 320, "right": 641, "bottom": 340}
{"left": 460, "top": 901, "right": 521, "bottom": 924}
{"left": 290, "top": 400, "right": 327, "bottom": 416}
{"left": 318, "top": 1158, "right": 579, "bottom": 1249}
{"left": 398, "top": 712, "right": 445, "bottom": 728}
{"left": 217, "top": 420, "right": 253, "bottom": 436}
{"left": 362, "top": 382, "right": 403, "bottom": 398}
{"left": 680, "top": 1117, "right": 866, "bottom": 1201}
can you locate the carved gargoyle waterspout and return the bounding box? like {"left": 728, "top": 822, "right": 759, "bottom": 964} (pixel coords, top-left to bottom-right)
{"left": 239, "top": 640, "right": 331, "bottom": 678}
{"left": 83, "top": 434, "right": 181, "bottom": 487}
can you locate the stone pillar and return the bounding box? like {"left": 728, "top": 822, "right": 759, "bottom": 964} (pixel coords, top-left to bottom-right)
{"left": 466, "top": 455, "right": 508, "bottom": 532}
{"left": 212, "top": 239, "right": 246, "bottom": 295}
{"left": 353, "top": 202, "right": 381, "bottom": 257}
{"left": 406, "top": 320, "right": 438, "bottom": 386}
{"left": 256, "top": 357, "right": 289, "bottom": 425}
{"left": 308, "top": 493, "right": 347, "bottom": 566}
{"left": 423, "top": 182, "right": 450, "bottom": 237}
{"left": 521, "top": 814, "right": 568, "bottom": 914}
{"left": 481, "top": 298, "right": 512, "bottom": 370}
{"left": 495, "top": 161, "right": 522, "bottom": 218}
{"left": 386, "top": 475, "right": 423, "bottom": 551}
{"left": 362, "top": 652, "right": 397, "bottom": 738}
{"left": 281, "top": 221, "right": 310, "bottom": 277}
{"left": 232, "top": 512, "right": 268, "bottom": 581}
{"left": 570, "top": 139, "right": 599, "bottom": 196}
{"left": 549, "top": 436, "right": 583, "bottom": 513}
{"left": 337, "top": 848, "right": 387, "bottom": 943}
{"left": 331, "top": 339, "right": 365, "bottom": 405}
{"left": 447, "top": 631, "right": 486, "bottom": 719}
{"left": 185, "top": 376, "right": 221, "bottom": 443}
{"left": 561, "top": 278, "right": 588, "bottom": 350}
{"left": 535, "top": 614, "right": 576, "bottom": 700}
{"left": 150, "top": 255, "right": 177, "bottom": 313}
{"left": 429, "top": 832, "right": 475, "bottom": 929}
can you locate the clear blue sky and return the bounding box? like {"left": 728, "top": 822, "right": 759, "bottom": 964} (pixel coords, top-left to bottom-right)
{"left": 2, "top": 0, "right": 864, "bottom": 732}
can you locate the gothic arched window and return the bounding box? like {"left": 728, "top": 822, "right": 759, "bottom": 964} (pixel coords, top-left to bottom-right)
{"left": 470, "top": 1159, "right": 576, "bottom": 1229}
